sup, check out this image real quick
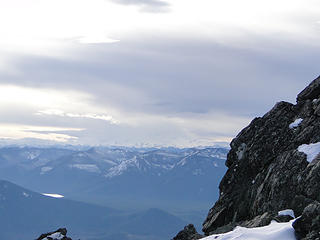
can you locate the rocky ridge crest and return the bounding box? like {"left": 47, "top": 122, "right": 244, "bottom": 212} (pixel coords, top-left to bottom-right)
{"left": 201, "top": 76, "right": 320, "bottom": 240}
{"left": 36, "top": 228, "right": 72, "bottom": 240}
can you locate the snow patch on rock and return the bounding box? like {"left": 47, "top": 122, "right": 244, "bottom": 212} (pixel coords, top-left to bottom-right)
{"left": 43, "top": 232, "right": 64, "bottom": 240}
{"left": 289, "top": 118, "right": 303, "bottom": 129}
{"left": 298, "top": 142, "right": 320, "bottom": 163}
{"left": 278, "top": 209, "right": 295, "bottom": 218}
{"left": 42, "top": 193, "right": 64, "bottom": 198}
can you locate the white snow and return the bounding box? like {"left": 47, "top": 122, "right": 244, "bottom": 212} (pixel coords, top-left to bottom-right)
{"left": 43, "top": 232, "right": 64, "bottom": 240}
{"left": 105, "top": 158, "right": 136, "bottom": 178}
{"left": 156, "top": 152, "right": 180, "bottom": 157}
{"left": 177, "top": 157, "right": 188, "bottom": 166}
{"left": 77, "top": 153, "right": 86, "bottom": 157}
{"left": 192, "top": 169, "right": 204, "bottom": 176}
{"left": 40, "top": 166, "right": 53, "bottom": 175}
{"left": 298, "top": 142, "right": 320, "bottom": 163}
{"left": 69, "top": 164, "right": 100, "bottom": 173}
{"left": 103, "top": 159, "right": 117, "bottom": 165}
{"left": 200, "top": 220, "right": 296, "bottom": 240}
{"left": 161, "top": 164, "right": 175, "bottom": 170}
{"left": 42, "top": 193, "right": 64, "bottom": 198}
{"left": 22, "top": 192, "right": 30, "bottom": 197}
{"left": 278, "top": 209, "right": 295, "bottom": 218}
{"left": 33, "top": 158, "right": 50, "bottom": 167}
{"left": 26, "top": 151, "right": 40, "bottom": 160}
{"left": 289, "top": 118, "right": 303, "bottom": 129}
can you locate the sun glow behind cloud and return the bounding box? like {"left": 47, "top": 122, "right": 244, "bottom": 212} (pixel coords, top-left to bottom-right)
{"left": 0, "top": 85, "right": 91, "bottom": 109}
{"left": 0, "top": 124, "right": 83, "bottom": 142}
{"left": 0, "top": 85, "right": 119, "bottom": 142}
{"left": 0, "top": 0, "right": 318, "bottom": 57}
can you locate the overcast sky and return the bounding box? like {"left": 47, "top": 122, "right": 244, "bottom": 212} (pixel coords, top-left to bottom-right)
{"left": 0, "top": 0, "right": 319, "bottom": 147}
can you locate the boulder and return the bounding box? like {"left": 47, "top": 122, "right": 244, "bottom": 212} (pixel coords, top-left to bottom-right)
{"left": 172, "top": 224, "right": 203, "bottom": 240}
{"left": 293, "top": 202, "right": 320, "bottom": 240}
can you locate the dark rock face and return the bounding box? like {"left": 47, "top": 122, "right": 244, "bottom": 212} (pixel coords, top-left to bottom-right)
{"left": 293, "top": 202, "right": 320, "bottom": 240}
{"left": 202, "top": 76, "right": 320, "bottom": 239}
{"left": 172, "top": 224, "right": 203, "bottom": 240}
{"left": 273, "top": 214, "right": 294, "bottom": 223}
{"left": 297, "top": 76, "right": 320, "bottom": 102}
{"left": 37, "top": 228, "right": 72, "bottom": 240}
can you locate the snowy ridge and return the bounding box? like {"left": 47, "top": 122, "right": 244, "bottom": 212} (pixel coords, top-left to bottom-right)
{"left": 201, "top": 220, "right": 296, "bottom": 240}
{"left": 0, "top": 146, "right": 228, "bottom": 179}
{"left": 102, "top": 148, "right": 227, "bottom": 178}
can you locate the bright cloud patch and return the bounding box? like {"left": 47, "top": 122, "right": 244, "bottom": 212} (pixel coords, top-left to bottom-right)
{"left": 0, "top": 0, "right": 318, "bottom": 61}
{"left": 0, "top": 85, "right": 93, "bottom": 110}
{"left": 37, "top": 109, "right": 119, "bottom": 124}
{"left": 77, "top": 35, "right": 120, "bottom": 44}
{"left": 0, "top": 124, "right": 83, "bottom": 143}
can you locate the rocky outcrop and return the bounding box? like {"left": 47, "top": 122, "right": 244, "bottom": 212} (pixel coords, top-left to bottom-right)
{"left": 293, "top": 202, "right": 320, "bottom": 240}
{"left": 202, "top": 76, "right": 320, "bottom": 239}
{"left": 36, "top": 228, "right": 72, "bottom": 240}
{"left": 171, "top": 224, "right": 203, "bottom": 240}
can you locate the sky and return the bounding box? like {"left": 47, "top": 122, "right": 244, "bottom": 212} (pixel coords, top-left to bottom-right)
{"left": 0, "top": 0, "right": 320, "bottom": 147}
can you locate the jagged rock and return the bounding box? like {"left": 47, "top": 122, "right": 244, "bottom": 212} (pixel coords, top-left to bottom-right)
{"left": 36, "top": 228, "right": 72, "bottom": 240}
{"left": 293, "top": 202, "right": 320, "bottom": 240}
{"left": 204, "top": 212, "right": 278, "bottom": 235}
{"left": 241, "top": 212, "right": 275, "bottom": 228}
{"left": 297, "top": 75, "right": 320, "bottom": 102}
{"left": 202, "top": 76, "right": 320, "bottom": 237}
{"left": 171, "top": 224, "right": 203, "bottom": 240}
{"left": 273, "top": 214, "right": 294, "bottom": 223}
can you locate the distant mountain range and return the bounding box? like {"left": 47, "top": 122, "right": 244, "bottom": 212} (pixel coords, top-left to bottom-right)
{"left": 0, "top": 180, "right": 188, "bottom": 240}
{"left": 0, "top": 146, "right": 228, "bottom": 237}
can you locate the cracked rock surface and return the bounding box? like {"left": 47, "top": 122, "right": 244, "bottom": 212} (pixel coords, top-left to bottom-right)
{"left": 202, "top": 76, "right": 320, "bottom": 240}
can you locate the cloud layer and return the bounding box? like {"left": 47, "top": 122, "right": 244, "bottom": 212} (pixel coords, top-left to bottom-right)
{"left": 0, "top": 0, "right": 319, "bottom": 146}
{"left": 111, "top": 0, "right": 170, "bottom": 12}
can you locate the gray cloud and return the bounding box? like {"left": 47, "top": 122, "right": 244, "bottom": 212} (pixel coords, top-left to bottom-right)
{"left": 110, "top": 0, "right": 170, "bottom": 12}
{"left": 3, "top": 36, "right": 317, "bottom": 116}
{"left": 0, "top": 33, "right": 319, "bottom": 146}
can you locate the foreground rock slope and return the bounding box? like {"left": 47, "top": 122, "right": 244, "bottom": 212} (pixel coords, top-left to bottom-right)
{"left": 200, "top": 76, "right": 320, "bottom": 240}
